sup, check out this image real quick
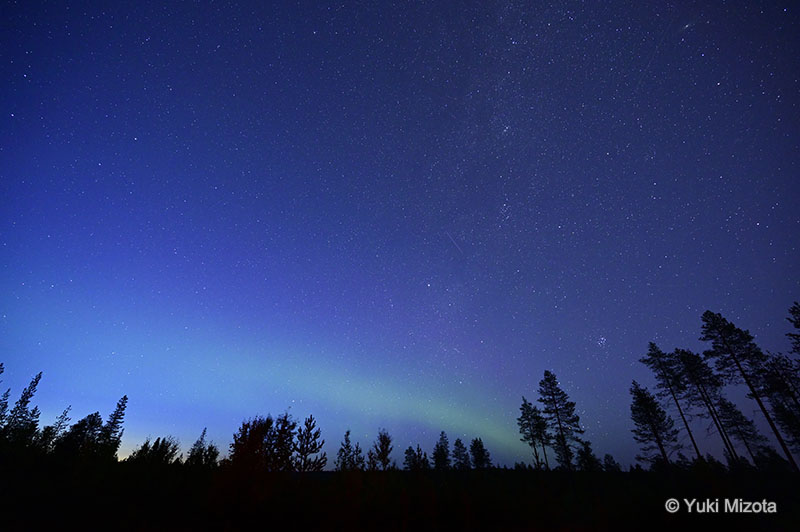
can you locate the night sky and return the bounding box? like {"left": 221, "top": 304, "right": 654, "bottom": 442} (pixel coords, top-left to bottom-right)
{"left": 1, "top": 1, "right": 798, "bottom": 467}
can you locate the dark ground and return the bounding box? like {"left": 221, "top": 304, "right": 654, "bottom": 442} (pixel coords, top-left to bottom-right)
{"left": 1, "top": 457, "right": 797, "bottom": 531}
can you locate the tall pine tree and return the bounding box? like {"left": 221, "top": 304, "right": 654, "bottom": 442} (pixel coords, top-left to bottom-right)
{"left": 640, "top": 343, "right": 702, "bottom": 459}
{"left": 700, "top": 311, "right": 799, "bottom": 472}
{"left": 630, "top": 380, "right": 681, "bottom": 467}
{"left": 537, "top": 370, "right": 583, "bottom": 470}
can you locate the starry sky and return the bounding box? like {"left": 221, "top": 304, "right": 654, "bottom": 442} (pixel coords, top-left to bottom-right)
{"left": 1, "top": 1, "right": 798, "bottom": 467}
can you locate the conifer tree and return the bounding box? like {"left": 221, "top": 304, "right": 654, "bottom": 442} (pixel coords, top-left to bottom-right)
{"left": 469, "top": 438, "right": 491, "bottom": 469}
{"left": 2, "top": 372, "right": 43, "bottom": 448}
{"left": 674, "top": 349, "right": 738, "bottom": 461}
{"left": 294, "top": 415, "right": 327, "bottom": 472}
{"left": 537, "top": 370, "right": 583, "bottom": 470}
{"left": 127, "top": 436, "right": 182, "bottom": 465}
{"left": 0, "top": 363, "right": 9, "bottom": 430}
{"left": 517, "top": 396, "right": 551, "bottom": 469}
{"left": 99, "top": 395, "right": 128, "bottom": 460}
{"left": 576, "top": 440, "right": 602, "bottom": 472}
{"left": 602, "top": 454, "right": 622, "bottom": 472}
{"left": 640, "top": 343, "right": 702, "bottom": 459}
{"left": 36, "top": 406, "right": 71, "bottom": 454}
{"left": 335, "top": 430, "right": 365, "bottom": 471}
{"left": 787, "top": 302, "right": 800, "bottom": 355}
{"left": 368, "top": 428, "right": 394, "bottom": 471}
{"left": 432, "top": 431, "right": 451, "bottom": 470}
{"left": 403, "top": 444, "right": 430, "bottom": 470}
{"left": 186, "top": 428, "right": 220, "bottom": 468}
{"left": 630, "top": 380, "right": 680, "bottom": 467}
{"left": 700, "top": 311, "right": 799, "bottom": 472}
{"left": 760, "top": 353, "right": 800, "bottom": 453}
{"left": 452, "top": 438, "right": 471, "bottom": 470}
{"left": 54, "top": 412, "right": 104, "bottom": 459}
{"left": 716, "top": 397, "right": 768, "bottom": 464}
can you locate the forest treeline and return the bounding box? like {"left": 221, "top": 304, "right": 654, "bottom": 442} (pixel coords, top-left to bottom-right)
{"left": 1, "top": 304, "right": 799, "bottom": 475}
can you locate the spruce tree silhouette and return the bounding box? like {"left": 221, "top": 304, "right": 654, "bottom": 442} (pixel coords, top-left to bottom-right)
{"left": 452, "top": 438, "right": 471, "bottom": 470}
{"left": 99, "top": 395, "right": 128, "bottom": 460}
{"left": 403, "top": 444, "right": 430, "bottom": 471}
{"left": 432, "top": 431, "right": 450, "bottom": 470}
{"left": 2, "top": 372, "right": 42, "bottom": 449}
{"left": 469, "top": 438, "right": 491, "bottom": 469}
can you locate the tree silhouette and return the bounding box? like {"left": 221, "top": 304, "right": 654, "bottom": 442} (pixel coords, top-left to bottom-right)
{"left": 537, "top": 370, "right": 583, "bottom": 470}
{"left": 452, "top": 438, "right": 471, "bottom": 470}
{"left": 640, "top": 343, "right": 702, "bottom": 460}
{"left": 268, "top": 412, "right": 297, "bottom": 472}
{"left": 0, "top": 363, "right": 9, "bottom": 430}
{"left": 673, "top": 349, "right": 738, "bottom": 462}
{"left": 335, "top": 430, "right": 365, "bottom": 471}
{"left": 99, "top": 395, "right": 128, "bottom": 460}
{"left": 517, "top": 396, "right": 551, "bottom": 469}
{"left": 230, "top": 415, "right": 274, "bottom": 471}
{"left": 230, "top": 413, "right": 297, "bottom": 472}
{"left": 629, "top": 380, "right": 680, "bottom": 467}
{"left": 759, "top": 353, "right": 800, "bottom": 454}
{"left": 36, "top": 405, "right": 71, "bottom": 454}
{"left": 2, "top": 371, "right": 42, "bottom": 448}
{"left": 602, "top": 454, "right": 622, "bottom": 472}
{"left": 54, "top": 412, "right": 104, "bottom": 460}
{"left": 295, "top": 415, "right": 327, "bottom": 472}
{"left": 576, "top": 440, "right": 602, "bottom": 472}
{"left": 432, "top": 431, "right": 450, "bottom": 470}
{"left": 787, "top": 302, "right": 800, "bottom": 355}
{"left": 469, "top": 438, "right": 491, "bottom": 469}
{"left": 186, "top": 428, "right": 220, "bottom": 468}
{"left": 700, "top": 311, "right": 799, "bottom": 472}
{"left": 403, "top": 444, "right": 430, "bottom": 471}
{"left": 367, "top": 429, "right": 394, "bottom": 471}
{"left": 715, "top": 396, "right": 769, "bottom": 464}
{"left": 127, "top": 436, "right": 182, "bottom": 465}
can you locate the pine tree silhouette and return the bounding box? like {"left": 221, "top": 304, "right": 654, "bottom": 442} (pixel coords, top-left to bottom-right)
{"left": 295, "top": 415, "right": 327, "bottom": 472}
{"left": 701, "top": 311, "right": 799, "bottom": 472}
{"left": 537, "top": 370, "right": 583, "bottom": 470}
{"left": 640, "top": 343, "right": 702, "bottom": 460}
{"left": 629, "top": 380, "right": 680, "bottom": 467}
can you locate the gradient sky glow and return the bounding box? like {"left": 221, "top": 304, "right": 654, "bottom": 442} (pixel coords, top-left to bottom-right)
{"left": 1, "top": 1, "right": 799, "bottom": 467}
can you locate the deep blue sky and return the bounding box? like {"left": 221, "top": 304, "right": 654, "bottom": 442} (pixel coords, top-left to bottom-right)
{"left": 1, "top": 1, "right": 798, "bottom": 467}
